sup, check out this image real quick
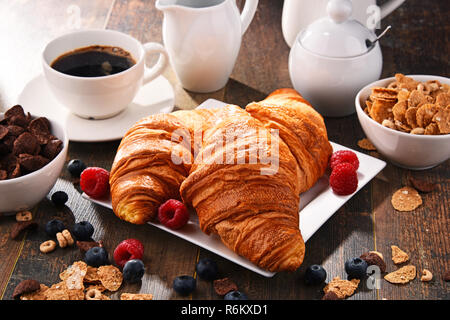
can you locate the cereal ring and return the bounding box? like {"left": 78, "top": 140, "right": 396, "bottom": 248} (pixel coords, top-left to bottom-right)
{"left": 56, "top": 232, "right": 68, "bottom": 248}
{"left": 61, "top": 229, "right": 74, "bottom": 246}
{"left": 420, "top": 269, "right": 433, "bottom": 282}
{"left": 15, "top": 211, "right": 32, "bottom": 222}
{"left": 40, "top": 240, "right": 56, "bottom": 253}
{"left": 85, "top": 288, "right": 102, "bottom": 300}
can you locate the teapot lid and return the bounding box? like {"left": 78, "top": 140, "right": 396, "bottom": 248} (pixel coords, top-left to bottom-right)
{"left": 298, "top": 0, "right": 377, "bottom": 58}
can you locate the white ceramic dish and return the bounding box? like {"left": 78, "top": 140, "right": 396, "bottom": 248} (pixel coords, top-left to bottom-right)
{"left": 281, "top": 0, "right": 404, "bottom": 48}
{"left": 42, "top": 29, "right": 169, "bottom": 119}
{"left": 156, "top": 0, "right": 259, "bottom": 93}
{"left": 288, "top": 0, "right": 383, "bottom": 117}
{"left": 17, "top": 74, "right": 174, "bottom": 142}
{"left": 356, "top": 74, "right": 450, "bottom": 170}
{"left": 0, "top": 114, "right": 68, "bottom": 213}
{"left": 83, "top": 98, "right": 386, "bottom": 277}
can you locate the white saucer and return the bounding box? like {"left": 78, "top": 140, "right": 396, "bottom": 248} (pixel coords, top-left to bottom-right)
{"left": 17, "top": 74, "right": 175, "bottom": 142}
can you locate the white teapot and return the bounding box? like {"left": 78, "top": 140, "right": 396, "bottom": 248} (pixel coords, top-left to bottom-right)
{"left": 288, "top": 0, "right": 384, "bottom": 117}
{"left": 282, "top": 0, "right": 404, "bottom": 47}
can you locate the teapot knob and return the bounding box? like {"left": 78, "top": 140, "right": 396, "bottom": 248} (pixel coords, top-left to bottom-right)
{"left": 327, "top": 0, "right": 352, "bottom": 24}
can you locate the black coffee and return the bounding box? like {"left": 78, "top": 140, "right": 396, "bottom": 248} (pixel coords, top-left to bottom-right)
{"left": 50, "top": 45, "right": 136, "bottom": 77}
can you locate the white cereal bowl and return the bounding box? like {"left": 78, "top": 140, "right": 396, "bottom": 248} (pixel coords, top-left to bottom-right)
{"left": 0, "top": 115, "right": 68, "bottom": 213}
{"left": 355, "top": 74, "right": 450, "bottom": 170}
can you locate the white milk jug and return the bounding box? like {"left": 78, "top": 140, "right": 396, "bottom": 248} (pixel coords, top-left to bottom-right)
{"left": 156, "top": 0, "right": 259, "bottom": 93}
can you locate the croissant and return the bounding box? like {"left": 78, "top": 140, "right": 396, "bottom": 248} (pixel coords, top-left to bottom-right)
{"left": 110, "top": 89, "right": 332, "bottom": 272}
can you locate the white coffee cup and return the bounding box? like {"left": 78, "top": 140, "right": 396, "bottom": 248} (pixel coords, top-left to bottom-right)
{"left": 42, "top": 29, "right": 169, "bottom": 120}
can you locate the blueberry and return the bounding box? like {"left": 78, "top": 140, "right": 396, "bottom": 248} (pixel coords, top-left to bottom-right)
{"left": 173, "top": 275, "right": 196, "bottom": 296}
{"left": 67, "top": 159, "right": 87, "bottom": 177}
{"left": 85, "top": 246, "right": 109, "bottom": 267}
{"left": 345, "top": 257, "right": 368, "bottom": 279}
{"left": 51, "top": 191, "right": 68, "bottom": 206}
{"left": 123, "top": 259, "right": 145, "bottom": 283}
{"left": 195, "top": 258, "right": 218, "bottom": 281}
{"left": 45, "top": 219, "right": 65, "bottom": 237}
{"left": 72, "top": 221, "right": 94, "bottom": 241}
{"left": 304, "top": 264, "right": 327, "bottom": 285}
{"left": 224, "top": 290, "right": 248, "bottom": 300}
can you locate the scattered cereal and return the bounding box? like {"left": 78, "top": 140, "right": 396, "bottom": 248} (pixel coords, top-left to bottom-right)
{"left": 213, "top": 277, "right": 238, "bottom": 296}
{"left": 20, "top": 284, "right": 48, "bottom": 300}
{"left": 360, "top": 251, "right": 386, "bottom": 273}
{"left": 357, "top": 138, "right": 376, "bottom": 151}
{"left": 61, "top": 229, "right": 74, "bottom": 246}
{"left": 56, "top": 232, "right": 68, "bottom": 248}
{"left": 323, "top": 277, "right": 360, "bottom": 299}
{"left": 15, "top": 211, "right": 32, "bottom": 222}
{"left": 322, "top": 291, "right": 341, "bottom": 300}
{"left": 44, "top": 282, "right": 70, "bottom": 300}
{"left": 420, "top": 269, "right": 433, "bottom": 282}
{"left": 39, "top": 240, "right": 57, "bottom": 253}
{"left": 97, "top": 265, "right": 123, "bottom": 292}
{"left": 391, "top": 245, "right": 409, "bottom": 264}
{"left": 59, "top": 261, "right": 87, "bottom": 290}
{"left": 15, "top": 260, "right": 124, "bottom": 300}
{"left": 76, "top": 240, "right": 103, "bottom": 253}
{"left": 12, "top": 279, "right": 41, "bottom": 299}
{"left": 120, "top": 293, "right": 153, "bottom": 300}
{"left": 384, "top": 265, "right": 416, "bottom": 284}
{"left": 84, "top": 266, "right": 100, "bottom": 283}
{"left": 85, "top": 288, "right": 110, "bottom": 300}
{"left": 391, "top": 187, "right": 422, "bottom": 211}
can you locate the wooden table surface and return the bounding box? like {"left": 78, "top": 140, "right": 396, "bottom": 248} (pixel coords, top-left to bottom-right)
{"left": 0, "top": 0, "right": 449, "bottom": 301}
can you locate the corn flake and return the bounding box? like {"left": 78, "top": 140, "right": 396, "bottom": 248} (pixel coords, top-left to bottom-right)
{"left": 391, "top": 187, "right": 422, "bottom": 211}
{"left": 384, "top": 265, "right": 416, "bottom": 284}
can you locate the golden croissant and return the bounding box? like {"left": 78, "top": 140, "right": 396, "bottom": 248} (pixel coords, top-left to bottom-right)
{"left": 110, "top": 88, "right": 332, "bottom": 272}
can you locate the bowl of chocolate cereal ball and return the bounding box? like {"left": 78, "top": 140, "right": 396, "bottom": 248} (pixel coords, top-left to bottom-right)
{"left": 355, "top": 74, "right": 450, "bottom": 170}
{"left": 0, "top": 105, "right": 68, "bottom": 212}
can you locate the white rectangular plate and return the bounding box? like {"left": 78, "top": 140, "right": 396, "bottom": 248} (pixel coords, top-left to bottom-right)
{"left": 82, "top": 99, "right": 386, "bottom": 278}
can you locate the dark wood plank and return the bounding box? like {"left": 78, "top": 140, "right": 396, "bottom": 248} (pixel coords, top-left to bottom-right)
{"left": 233, "top": 0, "right": 292, "bottom": 95}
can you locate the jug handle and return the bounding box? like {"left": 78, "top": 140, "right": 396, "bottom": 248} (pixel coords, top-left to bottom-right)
{"left": 142, "top": 42, "right": 169, "bottom": 85}
{"left": 379, "top": 0, "right": 405, "bottom": 19}
{"left": 240, "top": 0, "right": 259, "bottom": 35}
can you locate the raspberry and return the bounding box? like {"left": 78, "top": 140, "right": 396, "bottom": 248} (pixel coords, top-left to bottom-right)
{"left": 330, "top": 150, "right": 359, "bottom": 171}
{"left": 158, "top": 199, "right": 189, "bottom": 230}
{"left": 113, "top": 239, "right": 144, "bottom": 269}
{"left": 80, "top": 167, "right": 110, "bottom": 199}
{"left": 329, "top": 163, "right": 358, "bottom": 195}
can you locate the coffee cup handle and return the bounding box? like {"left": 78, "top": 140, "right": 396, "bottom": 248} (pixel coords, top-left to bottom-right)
{"left": 142, "top": 42, "right": 169, "bottom": 85}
